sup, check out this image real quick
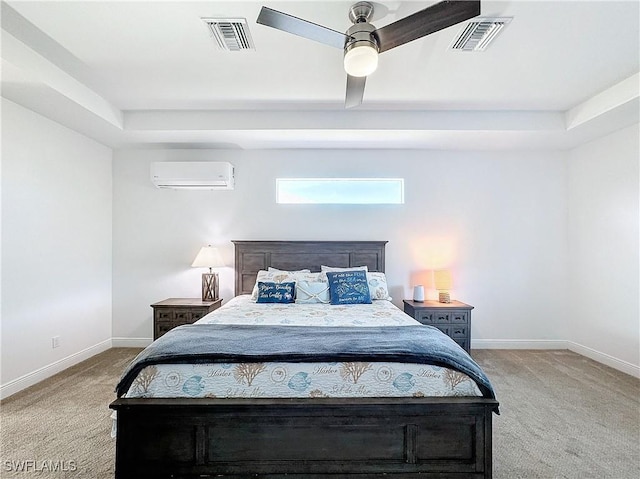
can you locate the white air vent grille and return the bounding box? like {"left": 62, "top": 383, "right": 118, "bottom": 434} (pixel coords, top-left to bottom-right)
{"left": 451, "top": 17, "right": 512, "bottom": 51}
{"left": 202, "top": 18, "right": 255, "bottom": 51}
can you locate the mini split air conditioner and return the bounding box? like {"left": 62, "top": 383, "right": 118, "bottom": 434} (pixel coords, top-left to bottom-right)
{"left": 151, "top": 162, "right": 234, "bottom": 190}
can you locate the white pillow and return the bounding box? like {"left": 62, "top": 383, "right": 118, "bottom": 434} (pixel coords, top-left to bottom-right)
{"left": 366, "top": 272, "right": 392, "bottom": 301}
{"left": 295, "top": 281, "right": 330, "bottom": 304}
{"left": 320, "top": 265, "right": 369, "bottom": 272}
{"left": 250, "top": 270, "right": 322, "bottom": 301}
{"left": 268, "top": 267, "right": 311, "bottom": 273}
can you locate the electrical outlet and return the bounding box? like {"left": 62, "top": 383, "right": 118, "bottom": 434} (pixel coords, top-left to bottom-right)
{"left": 52, "top": 336, "right": 60, "bottom": 349}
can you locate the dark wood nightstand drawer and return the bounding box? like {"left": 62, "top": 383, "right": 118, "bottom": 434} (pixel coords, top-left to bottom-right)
{"left": 151, "top": 298, "right": 222, "bottom": 340}
{"left": 451, "top": 326, "right": 467, "bottom": 338}
{"left": 416, "top": 311, "right": 433, "bottom": 323}
{"left": 173, "top": 309, "right": 193, "bottom": 322}
{"left": 190, "top": 309, "right": 211, "bottom": 321}
{"left": 402, "top": 299, "right": 474, "bottom": 353}
{"left": 156, "top": 320, "right": 178, "bottom": 338}
{"left": 451, "top": 312, "right": 469, "bottom": 323}
{"left": 432, "top": 312, "right": 452, "bottom": 323}
{"left": 156, "top": 310, "right": 174, "bottom": 321}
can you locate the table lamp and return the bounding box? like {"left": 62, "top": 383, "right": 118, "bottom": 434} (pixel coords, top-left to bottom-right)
{"left": 191, "top": 245, "right": 224, "bottom": 301}
{"left": 434, "top": 269, "right": 452, "bottom": 303}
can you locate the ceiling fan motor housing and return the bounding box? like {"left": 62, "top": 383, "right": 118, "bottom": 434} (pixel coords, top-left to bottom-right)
{"left": 345, "top": 22, "right": 378, "bottom": 52}
{"left": 349, "top": 1, "right": 374, "bottom": 23}
{"left": 345, "top": 1, "right": 378, "bottom": 57}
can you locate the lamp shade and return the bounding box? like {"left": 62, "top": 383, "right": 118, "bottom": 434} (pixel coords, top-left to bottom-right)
{"left": 433, "top": 270, "right": 453, "bottom": 291}
{"left": 191, "top": 246, "right": 224, "bottom": 269}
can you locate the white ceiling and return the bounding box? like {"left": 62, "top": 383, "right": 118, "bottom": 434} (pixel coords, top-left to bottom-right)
{"left": 1, "top": 0, "right": 639, "bottom": 150}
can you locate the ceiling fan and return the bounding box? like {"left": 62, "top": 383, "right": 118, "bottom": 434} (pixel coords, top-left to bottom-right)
{"left": 257, "top": 1, "right": 481, "bottom": 108}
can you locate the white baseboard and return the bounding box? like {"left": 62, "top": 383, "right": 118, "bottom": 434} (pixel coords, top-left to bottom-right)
{"left": 0, "top": 338, "right": 112, "bottom": 400}
{"left": 472, "top": 339, "right": 568, "bottom": 349}
{"left": 111, "top": 337, "right": 152, "bottom": 348}
{"left": 472, "top": 338, "right": 639, "bottom": 378}
{"left": 567, "top": 341, "right": 640, "bottom": 378}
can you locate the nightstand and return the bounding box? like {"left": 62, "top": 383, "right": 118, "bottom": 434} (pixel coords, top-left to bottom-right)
{"left": 403, "top": 299, "right": 473, "bottom": 353}
{"left": 151, "top": 298, "right": 222, "bottom": 340}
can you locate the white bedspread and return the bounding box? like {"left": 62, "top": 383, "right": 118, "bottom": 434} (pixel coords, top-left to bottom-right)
{"left": 123, "top": 296, "right": 481, "bottom": 399}
{"left": 197, "top": 294, "right": 419, "bottom": 327}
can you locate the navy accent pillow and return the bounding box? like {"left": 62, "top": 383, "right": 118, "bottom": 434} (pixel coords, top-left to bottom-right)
{"left": 256, "top": 282, "right": 296, "bottom": 303}
{"left": 325, "top": 270, "right": 372, "bottom": 305}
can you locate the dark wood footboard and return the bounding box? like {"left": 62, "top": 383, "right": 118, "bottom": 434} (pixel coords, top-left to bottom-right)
{"left": 110, "top": 396, "right": 498, "bottom": 478}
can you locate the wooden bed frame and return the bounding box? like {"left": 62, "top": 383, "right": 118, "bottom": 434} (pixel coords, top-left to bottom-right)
{"left": 110, "top": 240, "right": 498, "bottom": 478}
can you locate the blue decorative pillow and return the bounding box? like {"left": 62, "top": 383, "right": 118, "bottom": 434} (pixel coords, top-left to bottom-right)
{"left": 325, "top": 270, "right": 371, "bottom": 305}
{"left": 256, "top": 282, "right": 296, "bottom": 303}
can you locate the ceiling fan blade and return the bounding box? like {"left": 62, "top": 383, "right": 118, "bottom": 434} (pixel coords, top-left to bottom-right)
{"left": 375, "top": 0, "right": 481, "bottom": 53}
{"left": 345, "top": 75, "right": 366, "bottom": 109}
{"left": 257, "top": 6, "right": 349, "bottom": 49}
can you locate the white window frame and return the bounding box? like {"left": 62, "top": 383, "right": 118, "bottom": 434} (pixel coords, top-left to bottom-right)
{"left": 276, "top": 178, "right": 405, "bottom": 205}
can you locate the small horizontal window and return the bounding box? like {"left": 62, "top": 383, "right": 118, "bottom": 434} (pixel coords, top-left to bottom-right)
{"left": 276, "top": 178, "right": 404, "bottom": 205}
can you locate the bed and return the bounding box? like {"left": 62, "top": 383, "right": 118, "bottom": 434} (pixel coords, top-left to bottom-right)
{"left": 110, "top": 240, "right": 499, "bottom": 478}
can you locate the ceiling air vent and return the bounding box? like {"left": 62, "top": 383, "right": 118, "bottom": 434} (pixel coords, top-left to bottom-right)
{"left": 450, "top": 17, "right": 512, "bottom": 51}
{"left": 202, "top": 18, "right": 255, "bottom": 51}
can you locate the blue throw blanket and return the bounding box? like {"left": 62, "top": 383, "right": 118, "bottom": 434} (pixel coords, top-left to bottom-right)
{"left": 116, "top": 324, "right": 497, "bottom": 407}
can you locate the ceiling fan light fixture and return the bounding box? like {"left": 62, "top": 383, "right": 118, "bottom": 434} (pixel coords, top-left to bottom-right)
{"left": 344, "top": 43, "right": 378, "bottom": 77}
{"left": 258, "top": 0, "right": 482, "bottom": 108}
{"left": 343, "top": 19, "right": 378, "bottom": 78}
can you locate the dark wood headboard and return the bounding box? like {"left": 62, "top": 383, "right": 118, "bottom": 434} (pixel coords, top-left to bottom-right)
{"left": 232, "top": 241, "right": 387, "bottom": 296}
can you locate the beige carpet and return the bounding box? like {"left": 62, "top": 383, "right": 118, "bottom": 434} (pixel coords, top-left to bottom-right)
{"left": 0, "top": 349, "right": 136, "bottom": 478}
{"left": 1, "top": 348, "right": 638, "bottom": 478}
{"left": 475, "top": 349, "right": 640, "bottom": 479}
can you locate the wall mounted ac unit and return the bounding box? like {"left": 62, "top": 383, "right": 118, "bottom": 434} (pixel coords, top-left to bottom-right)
{"left": 151, "top": 162, "right": 234, "bottom": 190}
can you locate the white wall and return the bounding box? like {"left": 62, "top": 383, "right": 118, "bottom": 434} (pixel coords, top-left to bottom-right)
{"left": 567, "top": 124, "right": 640, "bottom": 372}
{"left": 112, "top": 149, "right": 568, "bottom": 345}
{"left": 2, "top": 101, "right": 636, "bottom": 397}
{"left": 1, "top": 99, "right": 113, "bottom": 397}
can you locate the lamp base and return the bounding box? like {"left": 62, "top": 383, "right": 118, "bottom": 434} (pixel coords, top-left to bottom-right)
{"left": 202, "top": 273, "right": 219, "bottom": 302}
{"left": 438, "top": 291, "right": 451, "bottom": 303}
